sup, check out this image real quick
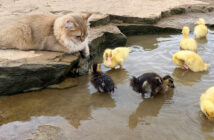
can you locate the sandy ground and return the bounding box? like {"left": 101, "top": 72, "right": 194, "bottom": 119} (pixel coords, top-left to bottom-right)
{"left": 0, "top": 0, "right": 208, "bottom": 23}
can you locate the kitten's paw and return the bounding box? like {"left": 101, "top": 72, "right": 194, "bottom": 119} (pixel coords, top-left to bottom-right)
{"left": 84, "top": 51, "right": 90, "bottom": 57}
{"left": 82, "top": 46, "right": 90, "bottom": 58}
{"left": 80, "top": 50, "right": 90, "bottom": 59}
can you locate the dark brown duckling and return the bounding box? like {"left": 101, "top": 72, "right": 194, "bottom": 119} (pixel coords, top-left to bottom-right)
{"left": 130, "top": 72, "right": 175, "bottom": 98}
{"left": 91, "top": 63, "right": 116, "bottom": 93}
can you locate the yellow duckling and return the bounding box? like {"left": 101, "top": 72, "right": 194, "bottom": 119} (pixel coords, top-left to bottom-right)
{"left": 194, "top": 18, "right": 208, "bottom": 39}
{"left": 180, "top": 26, "right": 197, "bottom": 52}
{"left": 103, "top": 47, "right": 130, "bottom": 69}
{"left": 173, "top": 50, "right": 210, "bottom": 72}
{"left": 200, "top": 86, "right": 214, "bottom": 120}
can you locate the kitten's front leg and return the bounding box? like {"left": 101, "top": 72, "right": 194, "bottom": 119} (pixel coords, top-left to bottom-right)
{"left": 80, "top": 45, "right": 90, "bottom": 58}
{"left": 49, "top": 44, "right": 71, "bottom": 54}
{"left": 44, "top": 36, "right": 71, "bottom": 53}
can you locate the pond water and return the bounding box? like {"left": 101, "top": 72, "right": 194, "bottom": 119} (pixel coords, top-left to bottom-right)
{"left": 1, "top": 31, "right": 214, "bottom": 140}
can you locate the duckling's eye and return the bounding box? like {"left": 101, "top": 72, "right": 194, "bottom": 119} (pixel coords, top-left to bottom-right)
{"left": 106, "top": 53, "right": 108, "bottom": 57}
{"left": 169, "top": 79, "right": 173, "bottom": 83}
{"left": 109, "top": 53, "right": 112, "bottom": 57}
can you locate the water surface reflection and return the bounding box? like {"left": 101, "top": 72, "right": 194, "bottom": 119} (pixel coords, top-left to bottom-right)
{"left": 1, "top": 32, "right": 214, "bottom": 140}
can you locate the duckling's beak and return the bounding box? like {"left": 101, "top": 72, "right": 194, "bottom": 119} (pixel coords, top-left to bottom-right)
{"left": 107, "top": 57, "right": 112, "bottom": 66}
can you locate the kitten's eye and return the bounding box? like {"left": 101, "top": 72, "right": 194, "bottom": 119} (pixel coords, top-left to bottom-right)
{"left": 76, "top": 35, "right": 81, "bottom": 38}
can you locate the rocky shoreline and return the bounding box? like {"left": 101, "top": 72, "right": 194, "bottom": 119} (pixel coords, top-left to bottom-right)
{"left": 0, "top": 5, "right": 214, "bottom": 95}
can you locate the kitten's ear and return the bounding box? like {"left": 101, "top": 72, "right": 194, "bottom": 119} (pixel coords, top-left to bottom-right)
{"left": 82, "top": 13, "right": 92, "bottom": 20}
{"left": 65, "top": 20, "right": 74, "bottom": 29}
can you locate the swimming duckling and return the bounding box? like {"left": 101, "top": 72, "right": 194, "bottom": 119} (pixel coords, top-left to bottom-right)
{"left": 180, "top": 26, "right": 197, "bottom": 52}
{"left": 173, "top": 50, "right": 210, "bottom": 72}
{"left": 200, "top": 86, "right": 214, "bottom": 120}
{"left": 103, "top": 47, "right": 130, "bottom": 69}
{"left": 194, "top": 18, "right": 208, "bottom": 39}
{"left": 91, "top": 63, "right": 116, "bottom": 93}
{"left": 130, "top": 72, "right": 175, "bottom": 98}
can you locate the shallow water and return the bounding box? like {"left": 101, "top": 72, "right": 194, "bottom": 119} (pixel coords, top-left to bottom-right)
{"left": 1, "top": 32, "right": 214, "bottom": 140}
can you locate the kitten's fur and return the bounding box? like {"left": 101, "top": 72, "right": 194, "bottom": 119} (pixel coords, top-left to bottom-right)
{"left": 0, "top": 13, "right": 91, "bottom": 56}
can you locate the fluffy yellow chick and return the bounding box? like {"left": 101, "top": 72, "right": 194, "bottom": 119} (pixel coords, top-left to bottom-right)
{"left": 200, "top": 86, "right": 214, "bottom": 120}
{"left": 173, "top": 50, "right": 210, "bottom": 72}
{"left": 194, "top": 18, "right": 208, "bottom": 39}
{"left": 180, "top": 26, "right": 197, "bottom": 52}
{"left": 103, "top": 47, "right": 130, "bottom": 69}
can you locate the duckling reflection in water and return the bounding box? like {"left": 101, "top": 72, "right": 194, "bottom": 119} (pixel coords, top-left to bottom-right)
{"left": 90, "top": 63, "right": 116, "bottom": 93}
{"left": 129, "top": 89, "right": 174, "bottom": 129}
{"left": 90, "top": 91, "right": 116, "bottom": 108}
{"left": 172, "top": 68, "right": 208, "bottom": 86}
{"left": 196, "top": 37, "right": 208, "bottom": 44}
{"left": 130, "top": 72, "right": 175, "bottom": 98}
{"left": 106, "top": 68, "right": 129, "bottom": 85}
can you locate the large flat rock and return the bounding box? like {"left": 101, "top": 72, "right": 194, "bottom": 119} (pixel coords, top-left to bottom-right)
{"left": 156, "top": 10, "right": 214, "bottom": 30}
{"left": 0, "top": 50, "right": 80, "bottom": 95}
{"left": 0, "top": 0, "right": 207, "bottom": 21}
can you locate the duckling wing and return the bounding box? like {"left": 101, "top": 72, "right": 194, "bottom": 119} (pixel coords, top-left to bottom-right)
{"left": 113, "top": 47, "right": 130, "bottom": 63}
{"left": 200, "top": 87, "right": 214, "bottom": 119}
{"left": 91, "top": 75, "right": 103, "bottom": 92}
{"left": 204, "top": 87, "right": 214, "bottom": 102}
{"left": 94, "top": 74, "right": 115, "bottom": 93}
{"left": 180, "top": 38, "right": 197, "bottom": 51}
{"left": 194, "top": 25, "right": 208, "bottom": 38}
{"left": 102, "top": 74, "right": 116, "bottom": 92}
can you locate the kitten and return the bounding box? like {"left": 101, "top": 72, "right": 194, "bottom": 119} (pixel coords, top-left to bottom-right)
{"left": 0, "top": 13, "right": 91, "bottom": 57}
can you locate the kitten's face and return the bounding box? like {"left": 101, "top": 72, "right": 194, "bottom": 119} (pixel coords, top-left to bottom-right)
{"left": 63, "top": 13, "right": 91, "bottom": 44}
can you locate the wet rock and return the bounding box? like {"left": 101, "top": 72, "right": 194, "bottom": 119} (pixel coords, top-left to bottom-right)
{"left": 118, "top": 24, "right": 181, "bottom": 36}
{"left": 161, "top": 7, "right": 186, "bottom": 18}
{"left": 76, "top": 56, "right": 90, "bottom": 76}
{"left": 89, "top": 25, "right": 127, "bottom": 56}
{"left": 89, "top": 14, "right": 110, "bottom": 27}
{"left": 110, "top": 15, "right": 160, "bottom": 24}
{"left": 156, "top": 11, "right": 214, "bottom": 30}
{"left": 188, "top": 6, "right": 214, "bottom": 13}
{"left": 0, "top": 50, "right": 80, "bottom": 95}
